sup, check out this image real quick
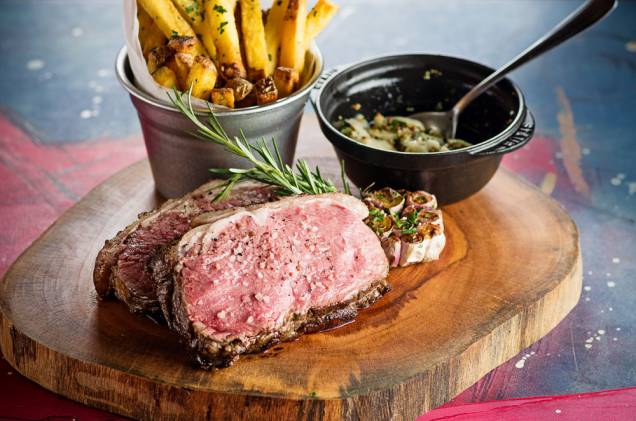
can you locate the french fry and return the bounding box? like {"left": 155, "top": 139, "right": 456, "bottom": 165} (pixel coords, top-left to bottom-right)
{"left": 152, "top": 66, "right": 178, "bottom": 89}
{"left": 239, "top": 0, "right": 268, "bottom": 80}
{"left": 237, "top": 92, "right": 257, "bottom": 108}
{"left": 137, "top": 0, "right": 206, "bottom": 56}
{"left": 264, "top": 0, "right": 289, "bottom": 75}
{"left": 167, "top": 53, "right": 195, "bottom": 90}
{"left": 304, "top": 0, "right": 339, "bottom": 46}
{"left": 167, "top": 36, "right": 198, "bottom": 55}
{"left": 254, "top": 76, "right": 278, "bottom": 105}
{"left": 147, "top": 46, "right": 173, "bottom": 74}
{"left": 203, "top": 0, "right": 246, "bottom": 79}
{"left": 137, "top": 5, "right": 167, "bottom": 58}
{"left": 279, "top": 0, "right": 307, "bottom": 74}
{"left": 225, "top": 78, "right": 254, "bottom": 102}
{"left": 186, "top": 55, "right": 218, "bottom": 99}
{"left": 172, "top": 0, "right": 218, "bottom": 59}
{"left": 273, "top": 66, "right": 299, "bottom": 98}
{"left": 210, "top": 88, "right": 235, "bottom": 108}
{"left": 172, "top": 0, "right": 202, "bottom": 24}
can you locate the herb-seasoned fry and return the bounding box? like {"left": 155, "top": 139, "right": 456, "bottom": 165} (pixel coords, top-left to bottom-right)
{"left": 137, "top": 0, "right": 206, "bottom": 56}
{"left": 137, "top": 5, "right": 167, "bottom": 58}
{"left": 173, "top": 0, "right": 218, "bottom": 59}
{"left": 204, "top": 0, "right": 246, "bottom": 79}
{"left": 225, "top": 78, "right": 254, "bottom": 102}
{"left": 167, "top": 36, "right": 198, "bottom": 55}
{"left": 210, "top": 88, "right": 236, "bottom": 108}
{"left": 240, "top": 0, "right": 268, "bottom": 80}
{"left": 304, "top": 0, "right": 339, "bottom": 48}
{"left": 273, "top": 66, "right": 299, "bottom": 98}
{"left": 279, "top": 0, "right": 307, "bottom": 74}
{"left": 264, "top": 0, "right": 289, "bottom": 75}
{"left": 169, "top": 53, "right": 195, "bottom": 90}
{"left": 186, "top": 55, "right": 218, "bottom": 99}
{"left": 172, "top": 0, "right": 202, "bottom": 24}
{"left": 153, "top": 66, "right": 178, "bottom": 88}
{"left": 147, "top": 45, "right": 173, "bottom": 73}
{"left": 254, "top": 75, "right": 278, "bottom": 105}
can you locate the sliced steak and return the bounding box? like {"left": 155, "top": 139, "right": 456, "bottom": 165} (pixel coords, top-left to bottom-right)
{"left": 93, "top": 180, "right": 277, "bottom": 314}
{"left": 166, "top": 193, "right": 390, "bottom": 368}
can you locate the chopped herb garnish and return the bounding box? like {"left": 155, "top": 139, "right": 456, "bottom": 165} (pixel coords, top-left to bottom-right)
{"left": 185, "top": 4, "right": 194, "bottom": 13}
{"left": 171, "top": 30, "right": 179, "bottom": 38}
{"left": 309, "top": 391, "right": 317, "bottom": 398}
{"left": 213, "top": 4, "right": 227, "bottom": 13}
{"left": 268, "top": 53, "right": 272, "bottom": 61}
{"left": 389, "top": 119, "right": 406, "bottom": 132}
{"left": 392, "top": 209, "right": 422, "bottom": 235}
{"left": 218, "top": 21, "right": 228, "bottom": 34}
{"left": 369, "top": 208, "right": 385, "bottom": 222}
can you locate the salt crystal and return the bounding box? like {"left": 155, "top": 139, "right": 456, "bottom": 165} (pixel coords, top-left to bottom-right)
{"left": 555, "top": 409, "right": 562, "bottom": 414}
{"left": 612, "top": 257, "right": 620, "bottom": 264}
{"left": 598, "top": 329, "right": 606, "bottom": 335}
{"left": 217, "top": 310, "right": 226, "bottom": 319}
{"left": 585, "top": 344, "right": 593, "bottom": 349}
{"left": 255, "top": 293, "right": 270, "bottom": 303}
{"left": 246, "top": 316, "right": 254, "bottom": 323}
{"left": 27, "top": 59, "right": 45, "bottom": 70}
{"left": 584, "top": 285, "right": 591, "bottom": 291}
{"left": 607, "top": 281, "right": 616, "bottom": 288}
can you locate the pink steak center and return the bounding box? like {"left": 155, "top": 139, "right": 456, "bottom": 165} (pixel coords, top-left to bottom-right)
{"left": 180, "top": 201, "right": 388, "bottom": 340}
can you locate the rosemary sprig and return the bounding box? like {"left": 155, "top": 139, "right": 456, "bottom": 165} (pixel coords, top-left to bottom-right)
{"left": 169, "top": 89, "right": 351, "bottom": 201}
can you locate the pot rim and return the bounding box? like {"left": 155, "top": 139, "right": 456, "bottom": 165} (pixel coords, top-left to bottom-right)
{"left": 313, "top": 53, "right": 527, "bottom": 157}
{"left": 115, "top": 44, "right": 324, "bottom": 117}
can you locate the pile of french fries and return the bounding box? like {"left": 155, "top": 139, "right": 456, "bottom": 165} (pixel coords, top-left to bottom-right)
{"left": 137, "top": 0, "right": 338, "bottom": 108}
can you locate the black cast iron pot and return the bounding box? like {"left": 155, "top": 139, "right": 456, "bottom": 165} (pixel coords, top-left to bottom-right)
{"left": 311, "top": 54, "right": 535, "bottom": 205}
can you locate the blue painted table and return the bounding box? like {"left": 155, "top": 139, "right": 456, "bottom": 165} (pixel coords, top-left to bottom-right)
{"left": 0, "top": 0, "right": 634, "bottom": 419}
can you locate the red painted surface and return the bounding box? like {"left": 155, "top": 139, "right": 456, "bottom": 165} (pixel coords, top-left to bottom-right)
{"left": 0, "top": 115, "right": 146, "bottom": 278}
{"left": 418, "top": 387, "right": 636, "bottom": 421}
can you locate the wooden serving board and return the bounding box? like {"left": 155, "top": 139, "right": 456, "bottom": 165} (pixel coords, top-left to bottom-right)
{"left": 0, "top": 160, "right": 581, "bottom": 421}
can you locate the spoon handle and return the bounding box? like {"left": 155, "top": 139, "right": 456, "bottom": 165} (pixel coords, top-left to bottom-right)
{"left": 453, "top": 0, "right": 617, "bottom": 116}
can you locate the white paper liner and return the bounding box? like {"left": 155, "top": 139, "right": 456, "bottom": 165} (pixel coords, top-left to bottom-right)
{"left": 123, "top": 0, "right": 319, "bottom": 111}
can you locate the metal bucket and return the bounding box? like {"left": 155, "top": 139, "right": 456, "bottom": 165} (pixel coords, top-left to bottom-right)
{"left": 115, "top": 45, "right": 324, "bottom": 198}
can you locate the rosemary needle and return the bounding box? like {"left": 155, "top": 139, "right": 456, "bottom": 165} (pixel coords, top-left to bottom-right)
{"left": 169, "top": 89, "right": 351, "bottom": 201}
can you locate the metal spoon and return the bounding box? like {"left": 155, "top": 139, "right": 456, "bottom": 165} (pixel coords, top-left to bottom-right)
{"left": 409, "top": 0, "right": 617, "bottom": 140}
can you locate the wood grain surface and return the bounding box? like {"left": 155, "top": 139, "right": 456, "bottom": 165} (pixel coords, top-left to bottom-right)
{"left": 0, "top": 160, "right": 581, "bottom": 421}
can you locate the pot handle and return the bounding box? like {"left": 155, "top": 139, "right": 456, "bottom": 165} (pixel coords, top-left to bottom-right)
{"left": 309, "top": 66, "right": 345, "bottom": 110}
{"left": 469, "top": 110, "right": 535, "bottom": 156}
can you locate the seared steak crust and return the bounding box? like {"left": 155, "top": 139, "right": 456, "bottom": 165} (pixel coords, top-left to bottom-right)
{"left": 93, "top": 180, "right": 276, "bottom": 314}
{"left": 184, "top": 279, "right": 389, "bottom": 369}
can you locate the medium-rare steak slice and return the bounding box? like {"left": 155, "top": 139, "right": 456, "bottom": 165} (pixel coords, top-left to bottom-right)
{"left": 166, "top": 193, "right": 390, "bottom": 368}
{"left": 93, "top": 180, "right": 277, "bottom": 314}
